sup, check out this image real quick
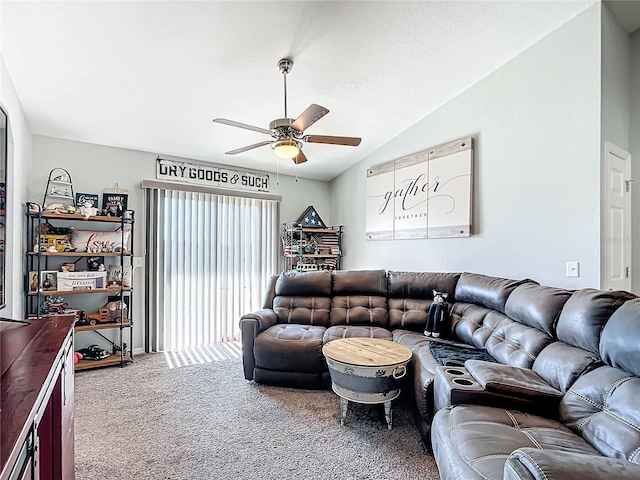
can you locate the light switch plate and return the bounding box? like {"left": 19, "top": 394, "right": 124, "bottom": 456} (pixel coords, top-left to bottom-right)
{"left": 566, "top": 261, "right": 579, "bottom": 277}
{"left": 133, "top": 256, "right": 144, "bottom": 269}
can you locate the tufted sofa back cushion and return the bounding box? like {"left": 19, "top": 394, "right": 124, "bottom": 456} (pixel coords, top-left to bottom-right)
{"left": 330, "top": 296, "right": 389, "bottom": 327}
{"left": 275, "top": 270, "right": 332, "bottom": 297}
{"left": 387, "top": 271, "right": 460, "bottom": 300}
{"left": 330, "top": 270, "right": 388, "bottom": 327}
{"left": 531, "top": 289, "right": 634, "bottom": 392}
{"left": 332, "top": 269, "right": 387, "bottom": 295}
{"left": 533, "top": 342, "right": 601, "bottom": 392}
{"left": 484, "top": 316, "right": 554, "bottom": 368}
{"left": 599, "top": 298, "right": 640, "bottom": 376}
{"left": 451, "top": 303, "right": 505, "bottom": 346}
{"left": 387, "top": 271, "right": 460, "bottom": 332}
{"left": 454, "top": 273, "right": 535, "bottom": 313}
{"left": 504, "top": 284, "right": 573, "bottom": 337}
{"left": 556, "top": 289, "right": 636, "bottom": 354}
{"left": 273, "top": 271, "right": 332, "bottom": 326}
{"left": 273, "top": 296, "right": 331, "bottom": 327}
{"left": 560, "top": 299, "right": 640, "bottom": 463}
{"left": 450, "top": 303, "right": 553, "bottom": 370}
{"left": 388, "top": 298, "right": 432, "bottom": 332}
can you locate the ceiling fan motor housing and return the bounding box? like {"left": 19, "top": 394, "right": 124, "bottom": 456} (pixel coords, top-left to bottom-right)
{"left": 269, "top": 117, "right": 302, "bottom": 138}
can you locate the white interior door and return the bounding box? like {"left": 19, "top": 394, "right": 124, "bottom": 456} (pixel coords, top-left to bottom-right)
{"left": 602, "top": 142, "right": 632, "bottom": 291}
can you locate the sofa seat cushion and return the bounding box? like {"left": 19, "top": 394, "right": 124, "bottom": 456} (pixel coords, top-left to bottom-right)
{"left": 322, "top": 325, "right": 392, "bottom": 343}
{"left": 432, "top": 405, "right": 600, "bottom": 480}
{"left": 392, "top": 329, "right": 433, "bottom": 351}
{"left": 254, "top": 324, "right": 326, "bottom": 373}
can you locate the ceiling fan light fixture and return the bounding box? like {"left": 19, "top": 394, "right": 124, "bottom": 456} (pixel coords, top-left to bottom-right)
{"left": 273, "top": 139, "right": 300, "bottom": 159}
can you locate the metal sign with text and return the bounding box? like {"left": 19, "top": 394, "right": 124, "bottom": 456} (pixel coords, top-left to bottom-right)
{"left": 156, "top": 158, "right": 270, "bottom": 192}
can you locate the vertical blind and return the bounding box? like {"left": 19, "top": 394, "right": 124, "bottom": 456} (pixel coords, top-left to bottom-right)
{"left": 145, "top": 187, "right": 279, "bottom": 352}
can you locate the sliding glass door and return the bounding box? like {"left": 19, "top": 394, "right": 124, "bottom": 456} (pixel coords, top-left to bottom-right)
{"left": 145, "top": 188, "right": 279, "bottom": 351}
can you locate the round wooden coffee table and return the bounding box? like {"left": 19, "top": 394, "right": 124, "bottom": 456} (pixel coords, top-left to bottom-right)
{"left": 322, "top": 337, "right": 412, "bottom": 429}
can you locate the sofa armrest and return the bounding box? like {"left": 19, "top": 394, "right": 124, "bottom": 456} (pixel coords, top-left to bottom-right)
{"left": 504, "top": 448, "right": 640, "bottom": 480}
{"left": 239, "top": 309, "right": 277, "bottom": 380}
{"left": 465, "top": 360, "right": 563, "bottom": 402}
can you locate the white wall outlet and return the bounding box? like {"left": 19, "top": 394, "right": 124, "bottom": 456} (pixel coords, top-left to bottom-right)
{"left": 566, "top": 261, "right": 580, "bottom": 277}
{"left": 133, "top": 256, "right": 145, "bottom": 269}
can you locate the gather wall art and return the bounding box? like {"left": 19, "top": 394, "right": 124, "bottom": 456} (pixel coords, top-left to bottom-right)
{"left": 366, "top": 137, "right": 473, "bottom": 240}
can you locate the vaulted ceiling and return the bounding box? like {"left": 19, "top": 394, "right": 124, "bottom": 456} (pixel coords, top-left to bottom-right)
{"left": 1, "top": 1, "right": 598, "bottom": 181}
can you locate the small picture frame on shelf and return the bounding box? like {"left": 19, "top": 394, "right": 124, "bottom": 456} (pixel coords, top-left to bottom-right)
{"left": 75, "top": 193, "right": 99, "bottom": 209}
{"left": 101, "top": 183, "right": 129, "bottom": 217}
{"left": 87, "top": 256, "right": 105, "bottom": 272}
{"left": 41, "top": 271, "right": 58, "bottom": 291}
{"left": 28, "top": 271, "right": 39, "bottom": 292}
{"left": 101, "top": 193, "right": 127, "bottom": 217}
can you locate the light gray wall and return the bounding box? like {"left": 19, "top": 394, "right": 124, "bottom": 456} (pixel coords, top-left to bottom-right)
{"left": 330, "top": 5, "right": 602, "bottom": 289}
{"left": 1, "top": 57, "right": 33, "bottom": 318}
{"left": 601, "top": 5, "right": 630, "bottom": 152}
{"left": 31, "top": 135, "right": 330, "bottom": 351}
{"left": 631, "top": 29, "right": 640, "bottom": 294}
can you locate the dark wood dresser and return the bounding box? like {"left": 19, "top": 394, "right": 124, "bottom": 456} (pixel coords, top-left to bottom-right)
{"left": 0, "top": 316, "right": 75, "bottom": 480}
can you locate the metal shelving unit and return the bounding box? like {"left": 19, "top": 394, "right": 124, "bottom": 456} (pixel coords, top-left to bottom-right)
{"left": 25, "top": 203, "right": 135, "bottom": 370}
{"left": 282, "top": 222, "right": 344, "bottom": 272}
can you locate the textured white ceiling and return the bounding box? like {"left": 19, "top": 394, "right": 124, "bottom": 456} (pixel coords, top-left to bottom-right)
{"left": 1, "top": 1, "right": 594, "bottom": 181}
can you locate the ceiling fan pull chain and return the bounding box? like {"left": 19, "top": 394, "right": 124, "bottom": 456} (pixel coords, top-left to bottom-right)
{"left": 276, "top": 157, "right": 280, "bottom": 186}
{"left": 295, "top": 162, "right": 298, "bottom": 183}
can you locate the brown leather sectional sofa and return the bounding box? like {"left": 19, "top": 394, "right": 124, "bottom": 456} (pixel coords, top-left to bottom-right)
{"left": 239, "top": 269, "right": 640, "bottom": 479}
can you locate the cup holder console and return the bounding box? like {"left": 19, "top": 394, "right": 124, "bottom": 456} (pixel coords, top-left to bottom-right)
{"left": 434, "top": 366, "right": 485, "bottom": 412}
{"left": 452, "top": 377, "right": 476, "bottom": 387}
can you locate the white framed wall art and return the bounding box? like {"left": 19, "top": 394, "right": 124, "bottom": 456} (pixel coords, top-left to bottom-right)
{"left": 366, "top": 137, "right": 473, "bottom": 240}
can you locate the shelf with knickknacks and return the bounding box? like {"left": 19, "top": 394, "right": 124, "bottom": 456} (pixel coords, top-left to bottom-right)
{"left": 24, "top": 199, "right": 135, "bottom": 371}
{"left": 282, "top": 205, "right": 344, "bottom": 272}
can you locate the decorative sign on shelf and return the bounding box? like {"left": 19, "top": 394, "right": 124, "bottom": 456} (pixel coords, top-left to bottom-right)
{"left": 366, "top": 137, "right": 473, "bottom": 240}
{"left": 75, "top": 192, "right": 99, "bottom": 209}
{"left": 156, "top": 157, "right": 270, "bottom": 193}
{"left": 101, "top": 183, "right": 129, "bottom": 217}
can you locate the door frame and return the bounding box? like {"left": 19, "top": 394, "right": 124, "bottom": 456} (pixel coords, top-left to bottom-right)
{"left": 601, "top": 141, "right": 632, "bottom": 291}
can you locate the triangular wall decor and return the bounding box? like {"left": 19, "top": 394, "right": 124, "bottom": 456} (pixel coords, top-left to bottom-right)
{"left": 295, "top": 205, "right": 327, "bottom": 228}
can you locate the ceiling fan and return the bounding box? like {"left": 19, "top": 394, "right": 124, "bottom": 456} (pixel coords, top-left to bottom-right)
{"left": 212, "top": 58, "right": 361, "bottom": 165}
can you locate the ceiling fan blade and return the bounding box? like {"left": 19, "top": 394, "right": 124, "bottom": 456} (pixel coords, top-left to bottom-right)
{"left": 225, "top": 141, "right": 272, "bottom": 155}
{"left": 304, "top": 135, "right": 362, "bottom": 146}
{"left": 293, "top": 150, "right": 308, "bottom": 165}
{"left": 291, "top": 104, "right": 329, "bottom": 132}
{"left": 213, "top": 118, "right": 273, "bottom": 136}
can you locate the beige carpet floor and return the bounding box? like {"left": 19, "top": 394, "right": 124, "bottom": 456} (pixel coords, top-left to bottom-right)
{"left": 74, "top": 348, "right": 440, "bottom": 480}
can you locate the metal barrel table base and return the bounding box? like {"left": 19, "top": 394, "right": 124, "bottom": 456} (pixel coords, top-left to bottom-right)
{"left": 322, "top": 338, "right": 412, "bottom": 430}
{"left": 339, "top": 397, "right": 393, "bottom": 429}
